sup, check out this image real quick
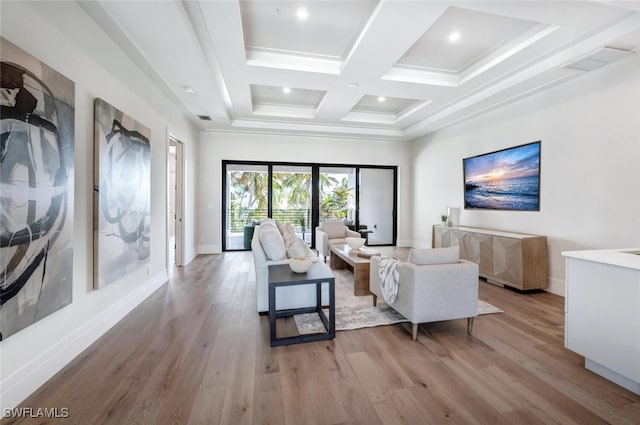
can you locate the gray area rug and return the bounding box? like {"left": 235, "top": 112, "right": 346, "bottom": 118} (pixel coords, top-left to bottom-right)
{"left": 294, "top": 269, "right": 503, "bottom": 335}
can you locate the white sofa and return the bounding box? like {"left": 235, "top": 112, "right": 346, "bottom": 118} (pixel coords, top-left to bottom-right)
{"left": 315, "top": 220, "right": 361, "bottom": 262}
{"left": 369, "top": 246, "right": 479, "bottom": 340}
{"left": 251, "top": 220, "right": 329, "bottom": 313}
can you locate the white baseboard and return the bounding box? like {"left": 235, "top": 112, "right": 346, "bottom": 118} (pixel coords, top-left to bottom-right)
{"left": 198, "top": 244, "right": 222, "bottom": 254}
{"left": 0, "top": 270, "right": 168, "bottom": 410}
{"left": 185, "top": 252, "right": 197, "bottom": 265}
{"left": 395, "top": 239, "right": 414, "bottom": 248}
{"left": 545, "top": 277, "right": 565, "bottom": 296}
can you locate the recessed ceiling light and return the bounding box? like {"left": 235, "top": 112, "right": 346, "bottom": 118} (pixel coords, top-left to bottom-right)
{"left": 297, "top": 8, "right": 308, "bottom": 20}
{"left": 283, "top": 87, "right": 291, "bottom": 94}
{"left": 348, "top": 82, "right": 359, "bottom": 88}
{"left": 184, "top": 87, "right": 197, "bottom": 95}
{"left": 378, "top": 96, "right": 386, "bottom": 102}
{"left": 448, "top": 31, "right": 462, "bottom": 43}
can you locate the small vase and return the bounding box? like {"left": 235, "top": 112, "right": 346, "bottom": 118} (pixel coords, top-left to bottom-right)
{"left": 441, "top": 221, "right": 448, "bottom": 227}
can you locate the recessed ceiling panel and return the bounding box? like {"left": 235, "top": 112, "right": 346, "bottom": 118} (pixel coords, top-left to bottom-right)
{"left": 240, "top": 0, "right": 378, "bottom": 59}
{"left": 396, "top": 6, "right": 539, "bottom": 73}
{"left": 352, "top": 95, "right": 420, "bottom": 115}
{"left": 251, "top": 84, "right": 325, "bottom": 108}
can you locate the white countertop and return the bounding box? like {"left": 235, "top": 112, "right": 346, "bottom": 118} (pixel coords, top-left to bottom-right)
{"left": 434, "top": 225, "right": 545, "bottom": 239}
{"left": 562, "top": 248, "right": 640, "bottom": 270}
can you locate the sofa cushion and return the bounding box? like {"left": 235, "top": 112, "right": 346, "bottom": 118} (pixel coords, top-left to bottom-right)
{"left": 321, "top": 220, "right": 346, "bottom": 239}
{"left": 287, "top": 238, "right": 315, "bottom": 259}
{"left": 277, "top": 222, "right": 297, "bottom": 249}
{"left": 408, "top": 246, "right": 460, "bottom": 265}
{"left": 259, "top": 225, "right": 286, "bottom": 260}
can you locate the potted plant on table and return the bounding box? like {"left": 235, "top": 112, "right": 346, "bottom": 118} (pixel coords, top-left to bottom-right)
{"left": 441, "top": 214, "right": 448, "bottom": 227}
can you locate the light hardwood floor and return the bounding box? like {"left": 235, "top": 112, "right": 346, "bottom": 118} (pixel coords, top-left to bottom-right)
{"left": 6, "top": 252, "right": 640, "bottom": 425}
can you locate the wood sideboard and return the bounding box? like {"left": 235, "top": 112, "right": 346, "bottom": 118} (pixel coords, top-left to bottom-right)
{"left": 432, "top": 225, "right": 548, "bottom": 290}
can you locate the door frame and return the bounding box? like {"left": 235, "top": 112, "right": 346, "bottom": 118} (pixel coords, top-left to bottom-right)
{"left": 168, "top": 136, "right": 185, "bottom": 267}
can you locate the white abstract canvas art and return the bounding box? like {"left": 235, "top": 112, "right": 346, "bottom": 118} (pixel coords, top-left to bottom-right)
{"left": 0, "top": 37, "right": 75, "bottom": 340}
{"left": 94, "top": 98, "right": 150, "bottom": 288}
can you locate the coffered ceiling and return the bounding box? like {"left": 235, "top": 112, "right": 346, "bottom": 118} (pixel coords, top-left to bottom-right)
{"left": 81, "top": 0, "right": 640, "bottom": 141}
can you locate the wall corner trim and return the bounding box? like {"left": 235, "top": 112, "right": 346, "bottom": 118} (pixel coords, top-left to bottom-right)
{"left": 0, "top": 270, "right": 168, "bottom": 410}
{"left": 545, "top": 277, "right": 565, "bottom": 297}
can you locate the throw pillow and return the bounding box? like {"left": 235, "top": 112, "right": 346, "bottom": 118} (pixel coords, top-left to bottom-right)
{"left": 408, "top": 246, "right": 460, "bottom": 265}
{"left": 259, "top": 224, "right": 286, "bottom": 260}
{"left": 287, "top": 238, "right": 315, "bottom": 259}
{"left": 320, "top": 220, "right": 346, "bottom": 239}
{"left": 277, "top": 222, "right": 297, "bottom": 249}
{"left": 260, "top": 218, "right": 278, "bottom": 229}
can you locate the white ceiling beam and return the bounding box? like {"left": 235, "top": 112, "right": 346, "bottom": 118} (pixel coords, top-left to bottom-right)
{"left": 198, "top": 0, "right": 253, "bottom": 117}
{"left": 182, "top": 0, "right": 233, "bottom": 122}
{"left": 314, "top": 1, "right": 449, "bottom": 123}
{"left": 245, "top": 49, "right": 342, "bottom": 75}
{"left": 230, "top": 119, "right": 405, "bottom": 141}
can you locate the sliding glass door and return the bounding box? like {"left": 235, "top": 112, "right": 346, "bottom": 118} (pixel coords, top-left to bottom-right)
{"left": 225, "top": 164, "right": 268, "bottom": 250}
{"left": 223, "top": 161, "right": 397, "bottom": 251}
{"left": 319, "top": 167, "right": 356, "bottom": 223}
{"left": 272, "top": 165, "right": 312, "bottom": 244}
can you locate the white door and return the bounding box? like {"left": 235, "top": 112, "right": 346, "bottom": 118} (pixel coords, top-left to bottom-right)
{"left": 359, "top": 168, "right": 395, "bottom": 245}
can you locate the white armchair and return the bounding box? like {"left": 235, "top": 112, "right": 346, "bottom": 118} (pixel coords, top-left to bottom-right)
{"left": 315, "top": 220, "right": 361, "bottom": 262}
{"left": 369, "top": 247, "right": 479, "bottom": 340}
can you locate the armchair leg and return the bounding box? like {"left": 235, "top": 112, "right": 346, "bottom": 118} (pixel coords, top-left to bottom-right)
{"left": 467, "top": 317, "right": 474, "bottom": 334}
{"left": 372, "top": 294, "right": 377, "bottom": 307}
{"left": 411, "top": 323, "right": 419, "bottom": 341}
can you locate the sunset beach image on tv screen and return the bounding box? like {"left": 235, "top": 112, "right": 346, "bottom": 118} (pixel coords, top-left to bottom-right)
{"left": 463, "top": 141, "right": 540, "bottom": 211}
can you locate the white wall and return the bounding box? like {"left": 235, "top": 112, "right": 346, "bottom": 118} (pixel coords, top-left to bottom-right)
{"left": 410, "top": 54, "right": 640, "bottom": 295}
{"left": 183, "top": 138, "right": 199, "bottom": 264}
{"left": 198, "top": 132, "right": 412, "bottom": 253}
{"left": 0, "top": 1, "right": 199, "bottom": 409}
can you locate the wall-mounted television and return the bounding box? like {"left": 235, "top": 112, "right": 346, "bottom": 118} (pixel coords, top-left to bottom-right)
{"left": 463, "top": 141, "right": 540, "bottom": 211}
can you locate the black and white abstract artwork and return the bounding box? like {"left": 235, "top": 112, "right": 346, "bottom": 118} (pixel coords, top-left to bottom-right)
{"left": 94, "top": 98, "right": 151, "bottom": 288}
{"left": 0, "top": 37, "right": 75, "bottom": 340}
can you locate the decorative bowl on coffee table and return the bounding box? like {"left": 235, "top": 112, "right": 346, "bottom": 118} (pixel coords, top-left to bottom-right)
{"left": 345, "top": 237, "right": 366, "bottom": 251}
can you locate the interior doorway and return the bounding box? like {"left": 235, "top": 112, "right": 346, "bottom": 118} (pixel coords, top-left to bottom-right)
{"left": 168, "top": 137, "right": 184, "bottom": 271}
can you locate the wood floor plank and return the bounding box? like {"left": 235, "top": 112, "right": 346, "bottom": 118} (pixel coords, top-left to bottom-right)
{"left": 5, "top": 252, "right": 640, "bottom": 425}
{"left": 252, "top": 373, "right": 285, "bottom": 425}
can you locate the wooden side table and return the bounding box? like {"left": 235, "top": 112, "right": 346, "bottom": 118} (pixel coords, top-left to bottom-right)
{"left": 268, "top": 262, "right": 335, "bottom": 347}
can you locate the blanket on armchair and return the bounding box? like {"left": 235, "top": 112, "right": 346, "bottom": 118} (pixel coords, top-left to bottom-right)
{"left": 378, "top": 256, "right": 401, "bottom": 303}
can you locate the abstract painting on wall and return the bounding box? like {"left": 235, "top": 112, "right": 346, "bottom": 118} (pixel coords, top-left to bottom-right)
{"left": 94, "top": 98, "right": 151, "bottom": 288}
{"left": 0, "top": 37, "right": 75, "bottom": 340}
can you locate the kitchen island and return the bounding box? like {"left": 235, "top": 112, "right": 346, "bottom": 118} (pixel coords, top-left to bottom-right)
{"left": 562, "top": 248, "right": 640, "bottom": 395}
